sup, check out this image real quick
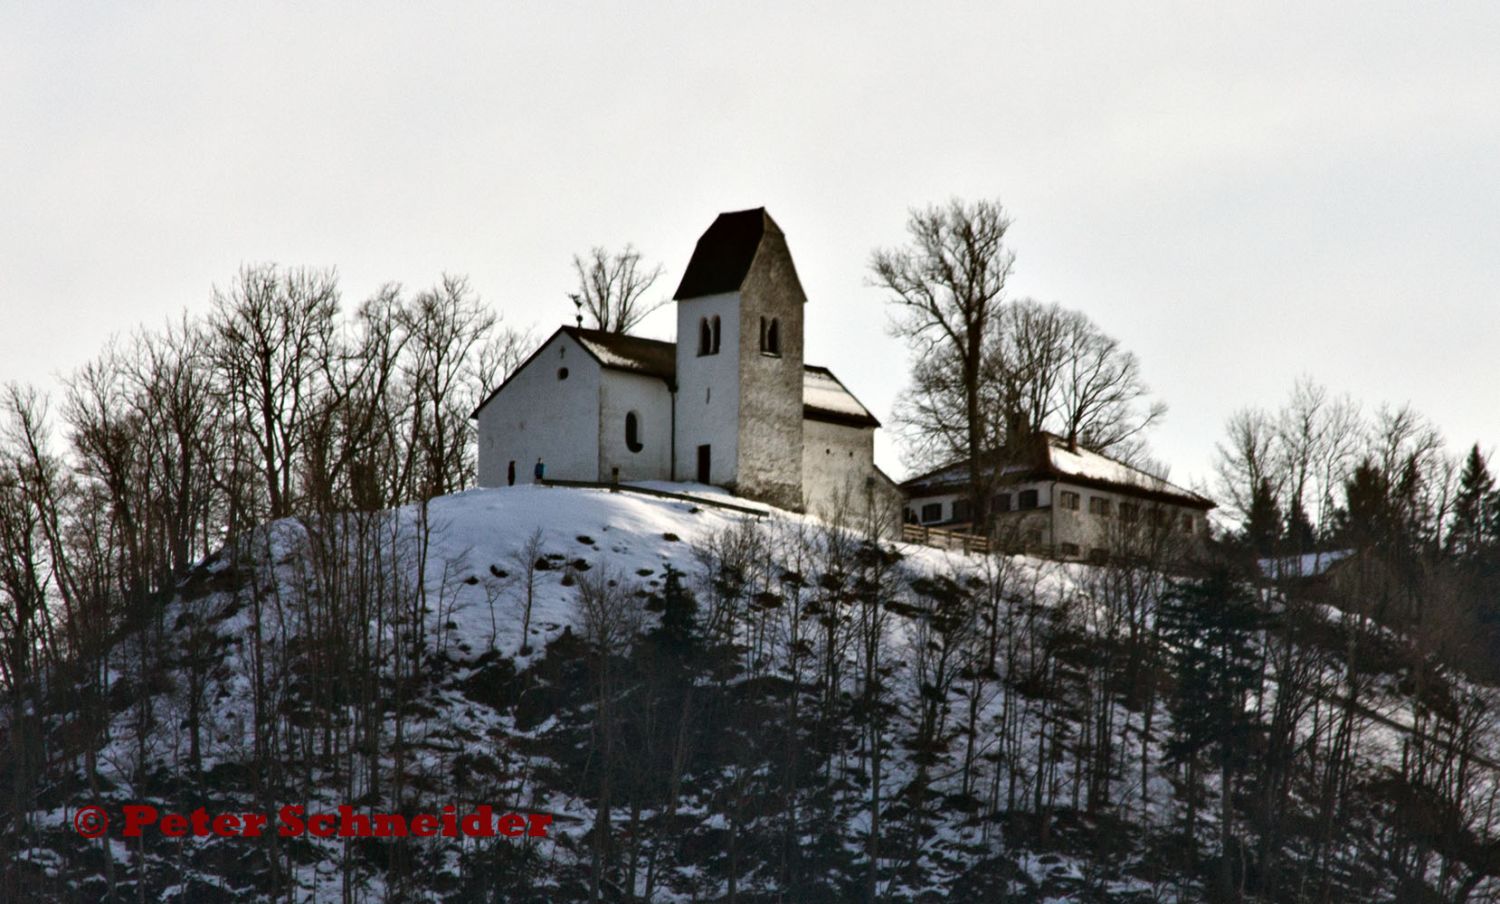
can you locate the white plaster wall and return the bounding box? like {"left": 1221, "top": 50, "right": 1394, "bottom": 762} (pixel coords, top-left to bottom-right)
{"left": 674, "top": 293, "right": 741, "bottom": 485}
{"left": 903, "top": 479, "right": 1208, "bottom": 557}
{"left": 801, "top": 419, "right": 876, "bottom": 519}
{"left": 598, "top": 370, "right": 673, "bottom": 482}
{"left": 1038, "top": 482, "right": 1204, "bottom": 557}
{"left": 476, "top": 333, "right": 601, "bottom": 487}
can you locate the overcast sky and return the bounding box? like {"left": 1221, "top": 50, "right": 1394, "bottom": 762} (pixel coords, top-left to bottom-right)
{"left": 3, "top": 3, "right": 1497, "bottom": 494}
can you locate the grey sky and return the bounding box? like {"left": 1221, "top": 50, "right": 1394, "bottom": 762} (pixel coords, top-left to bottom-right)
{"left": 4, "top": 3, "right": 1498, "bottom": 495}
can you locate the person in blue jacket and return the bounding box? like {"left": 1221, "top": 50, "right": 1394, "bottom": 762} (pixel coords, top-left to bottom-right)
{"left": 533, "top": 458, "right": 545, "bottom": 481}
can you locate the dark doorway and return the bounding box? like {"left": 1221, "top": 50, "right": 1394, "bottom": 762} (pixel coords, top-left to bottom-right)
{"left": 696, "top": 444, "right": 711, "bottom": 484}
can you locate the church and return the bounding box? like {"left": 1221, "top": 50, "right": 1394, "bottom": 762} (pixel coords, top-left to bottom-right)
{"left": 471, "top": 208, "right": 901, "bottom": 523}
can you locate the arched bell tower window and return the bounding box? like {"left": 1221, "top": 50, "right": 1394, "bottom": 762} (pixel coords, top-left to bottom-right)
{"left": 625, "top": 411, "right": 643, "bottom": 453}
{"left": 760, "top": 316, "right": 781, "bottom": 356}
{"left": 698, "top": 316, "right": 722, "bottom": 356}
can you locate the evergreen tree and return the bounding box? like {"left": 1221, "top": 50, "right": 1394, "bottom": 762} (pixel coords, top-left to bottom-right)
{"left": 645, "top": 563, "right": 698, "bottom": 661}
{"left": 1160, "top": 566, "right": 1264, "bottom": 891}
{"left": 1334, "top": 458, "right": 1394, "bottom": 550}
{"left": 1285, "top": 493, "right": 1317, "bottom": 556}
{"left": 1447, "top": 444, "right": 1496, "bottom": 560}
{"left": 1245, "top": 477, "right": 1282, "bottom": 557}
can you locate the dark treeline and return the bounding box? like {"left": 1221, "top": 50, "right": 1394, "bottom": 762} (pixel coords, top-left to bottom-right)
{"left": 0, "top": 264, "right": 533, "bottom": 899}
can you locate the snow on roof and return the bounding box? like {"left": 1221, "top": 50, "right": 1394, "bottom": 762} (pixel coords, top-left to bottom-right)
{"left": 473, "top": 326, "right": 882, "bottom": 435}
{"left": 1258, "top": 549, "right": 1353, "bottom": 580}
{"left": 802, "top": 366, "right": 880, "bottom": 428}
{"left": 1042, "top": 438, "right": 1209, "bottom": 506}
{"left": 564, "top": 327, "right": 676, "bottom": 380}
{"left": 901, "top": 434, "right": 1214, "bottom": 509}
{"left": 901, "top": 459, "right": 1032, "bottom": 493}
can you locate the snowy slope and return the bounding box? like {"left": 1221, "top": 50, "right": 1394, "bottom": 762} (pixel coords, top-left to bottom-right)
{"left": 22, "top": 482, "right": 1500, "bottom": 902}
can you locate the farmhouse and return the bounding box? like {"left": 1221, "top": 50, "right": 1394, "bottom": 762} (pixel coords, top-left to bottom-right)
{"left": 472, "top": 208, "right": 902, "bottom": 524}
{"left": 901, "top": 432, "right": 1215, "bottom": 560}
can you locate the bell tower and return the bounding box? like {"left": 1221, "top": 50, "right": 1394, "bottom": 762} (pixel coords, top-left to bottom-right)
{"left": 673, "top": 208, "right": 806, "bottom": 509}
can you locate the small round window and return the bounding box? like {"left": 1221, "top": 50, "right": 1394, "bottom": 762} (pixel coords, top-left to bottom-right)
{"left": 557, "top": 367, "right": 569, "bottom": 380}
{"left": 625, "top": 411, "right": 643, "bottom": 453}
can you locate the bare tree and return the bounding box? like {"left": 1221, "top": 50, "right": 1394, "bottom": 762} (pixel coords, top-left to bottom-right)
{"left": 874, "top": 198, "right": 1016, "bottom": 527}
{"left": 571, "top": 245, "right": 666, "bottom": 334}
{"left": 210, "top": 264, "right": 339, "bottom": 521}
{"left": 472, "top": 319, "right": 537, "bottom": 400}
{"left": 1050, "top": 305, "right": 1165, "bottom": 455}
{"left": 1215, "top": 406, "right": 1284, "bottom": 527}
{"left": 513, "top": 527, "right": 545, "bottom": 655}
{"left": 398, "top": 274, "right": 497, "bottom": 498}
{"left": 984, "top": 301, "right": 1164, "bottom": 458}
{"left": 575, "top": 569, "right": 644, "bottom": 902}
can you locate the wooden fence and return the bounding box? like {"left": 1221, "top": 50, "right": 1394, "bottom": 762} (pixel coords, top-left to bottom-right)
{"left": 901, "top": 523, "right": 992, "bottom": 555}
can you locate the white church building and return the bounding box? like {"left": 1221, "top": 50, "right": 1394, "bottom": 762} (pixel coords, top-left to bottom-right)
{"left": 472, "top": 208, "right": 900, "bottom": 522}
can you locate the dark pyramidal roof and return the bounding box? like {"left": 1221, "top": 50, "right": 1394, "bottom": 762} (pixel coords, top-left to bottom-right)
{"left": 674, "top": 207, "right": 782, "bottom": 300}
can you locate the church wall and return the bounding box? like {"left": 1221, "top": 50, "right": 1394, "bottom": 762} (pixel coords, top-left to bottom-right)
{"left": 598, "top": 370, "right": 673, "bottom": 482}
{"left": 734, "top": 234, "right": 805, "bottom": 509}
{"left": 476, "top": 333, "right": 601, "bottom": 487}
{"left": 801, "top": 418, "right": 876, "bottom": 520}
{"left": 674, "top": 292, "right": 741, "bottom": 485}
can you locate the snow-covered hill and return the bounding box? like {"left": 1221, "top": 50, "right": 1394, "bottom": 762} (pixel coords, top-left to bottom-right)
{"left": 14, "top": 482, "right": 1500, "bottom": 902}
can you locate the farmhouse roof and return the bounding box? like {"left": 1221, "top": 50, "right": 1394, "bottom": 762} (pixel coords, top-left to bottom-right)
{"left": 900, "top": 433, "right": 1214, "bottom": 510}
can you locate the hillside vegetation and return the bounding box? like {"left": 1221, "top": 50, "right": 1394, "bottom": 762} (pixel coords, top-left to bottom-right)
{"left": 4, "top": 484, "right": 1499, "bottom": 902}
